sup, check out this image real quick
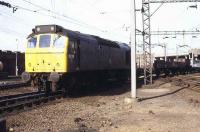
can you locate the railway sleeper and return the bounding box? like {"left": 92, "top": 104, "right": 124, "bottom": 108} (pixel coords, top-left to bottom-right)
{"left": 0, "top": 94, "right": 44, "bottom": 107}
{"left": 0, "top": 93, "right": 62, "bottom": 115}
{"left": 0, "top": 99, "right": 43, "bottom": 114}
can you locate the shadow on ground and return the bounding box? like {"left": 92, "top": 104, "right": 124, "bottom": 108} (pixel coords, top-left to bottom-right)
{"left": 69, "top": 81, "right": 131, "bottom": 98}
{"left": 67, "top": 76, "right": 147, "bottom": 98}
{"left": 67, "top": 75, "right": 174, "bottom": 98}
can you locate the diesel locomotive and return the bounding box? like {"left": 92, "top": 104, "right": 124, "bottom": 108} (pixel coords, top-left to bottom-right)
{"left": 22, "top": 25, "right": 131, "bottom": 94}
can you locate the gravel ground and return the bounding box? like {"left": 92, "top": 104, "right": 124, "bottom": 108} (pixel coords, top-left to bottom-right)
{"left": 4, "top": 74, "right": 200, "bottom": 132}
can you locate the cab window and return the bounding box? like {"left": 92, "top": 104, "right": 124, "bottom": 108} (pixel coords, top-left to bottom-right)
{"left": 27, "top": 37, "right": 37, "bottom": 48}
{"left": 53, "top": 35, "right": 65, "bottom": 48}
{"left": 39, "top": 35, "right": 51, "bottom": 48}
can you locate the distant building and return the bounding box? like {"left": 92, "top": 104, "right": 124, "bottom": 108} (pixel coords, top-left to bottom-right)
{"left": 189, "top": 48, "right": 200, "bottom": 56}
{"left": 189, "top": 48, "right": 200, "bottom": 67}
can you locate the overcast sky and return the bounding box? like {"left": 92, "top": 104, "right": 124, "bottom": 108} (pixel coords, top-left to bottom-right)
{"left": 0, "top": 0, "right": 200, "bottom": 56}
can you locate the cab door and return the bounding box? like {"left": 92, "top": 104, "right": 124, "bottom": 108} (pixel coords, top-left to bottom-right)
{"left": 68, "top": 39, "right": 80, "bottom": 72}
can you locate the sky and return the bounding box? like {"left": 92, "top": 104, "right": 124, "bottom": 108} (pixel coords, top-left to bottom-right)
{"left": 0, "top": 0, "right": 200, "bottom": 56}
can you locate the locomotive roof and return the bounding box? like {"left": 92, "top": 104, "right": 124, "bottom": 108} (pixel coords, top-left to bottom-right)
{"left": 29, "top": 25, "right": 130, "bottom": 49}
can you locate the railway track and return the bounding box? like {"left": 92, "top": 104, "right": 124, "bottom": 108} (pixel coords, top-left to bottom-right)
{"left": 138, "top": 73, "right": 200, "bottom": 102}
{"left": 164, "top": 74, "right": 200, "bottom": 93}
{"left": 1, "top": 73, "right": 198, "bottom": 116}
{"left": 0, "top": 91, "right": 62, "bottom": 116}
{"left": 0, "top": 82, "right": 30, "bottom": 90}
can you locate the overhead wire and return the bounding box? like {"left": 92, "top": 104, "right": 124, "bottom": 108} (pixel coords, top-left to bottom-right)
{"left": 20, "top": 0, "right": 130, "bottom": 41}
{"left": 0, "top": 27, "right": 26, "bottom": 37}
{"left": 50, "top": 0, "right": 55, "bottom": 18}
{"left": 0, "top": 0, "right": 130, "bottom": 43}
{"left": 0, "top": 0, "right": 126, "bottom": 32}
{"left": 6, "top": 3, "right": 104, "bottom": 33}
{"left": 0, "top": 10, "right": 33, "bottom": 27}
{"left": 0, "top": 4, "right": 110, "bottom": 42}
{"left": 0, "top": 10, "right": 31, "bottom": 37}
{"left": 20, "top": 0, "right": 105, "bottom": 32}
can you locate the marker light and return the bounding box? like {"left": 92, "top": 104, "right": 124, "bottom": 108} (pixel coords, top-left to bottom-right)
{"left": 36, "top": 27, "right": 40, "bottom": 32}
{"left": 51, "top": 26, "right": 54, "bottom": 31}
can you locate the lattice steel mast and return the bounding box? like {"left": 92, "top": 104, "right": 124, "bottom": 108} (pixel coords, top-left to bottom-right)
{"left": 142, "top": 0, "right": 152, "bottom": 85}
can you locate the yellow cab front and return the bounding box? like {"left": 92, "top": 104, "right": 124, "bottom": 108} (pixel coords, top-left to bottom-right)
{"left": 25, "top": 34, "right": 68, "bottom": 73}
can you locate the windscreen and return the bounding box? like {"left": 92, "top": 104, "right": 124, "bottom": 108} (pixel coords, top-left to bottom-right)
{"left": 53, "top": 35, "right": 65, "bottom": 48}
{"left": 27, "top": 37, "right": 37, "bottom": 48}
{"left": 39, "top": 35, "right": 51, "bottom": 48}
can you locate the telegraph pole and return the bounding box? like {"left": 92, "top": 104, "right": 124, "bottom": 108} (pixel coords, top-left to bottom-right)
{"left": 164, "top": 43, "right": 167, "bottom": 62}
{"left": 130, "top": 0, "right": 136, "bottom": 98}
{"left": 16, "top": 39, "right": 18, "bottom": 76}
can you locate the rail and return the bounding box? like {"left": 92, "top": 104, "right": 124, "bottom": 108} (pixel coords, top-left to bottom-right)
{"left": 0, "top": 82, "right": 30, "bottom": 90}
{"left": 0, "top": 91, "right": 62, "bottom": 116}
